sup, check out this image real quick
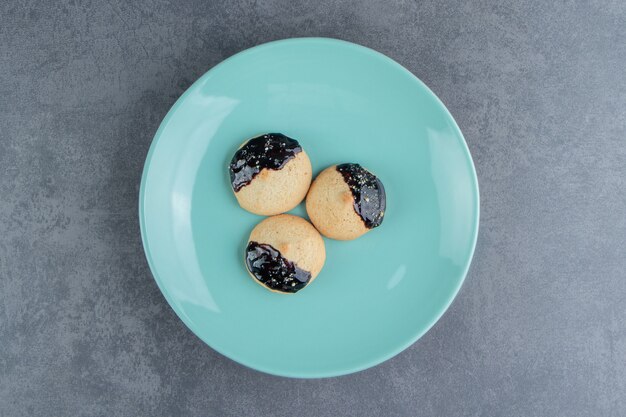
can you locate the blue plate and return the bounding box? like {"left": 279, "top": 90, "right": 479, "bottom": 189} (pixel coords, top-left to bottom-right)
{"left": 139, "top": 38, "right": 479, "bottom": 377}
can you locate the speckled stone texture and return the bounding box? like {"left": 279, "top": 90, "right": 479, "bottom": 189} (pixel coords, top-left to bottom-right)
{"left": 1, "top": 1, "right": 625, "bottom": 416}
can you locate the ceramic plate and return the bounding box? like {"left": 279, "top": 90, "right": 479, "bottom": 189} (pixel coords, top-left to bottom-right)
{"left": 139, "top": 38, "right": 479, "bottom": 378}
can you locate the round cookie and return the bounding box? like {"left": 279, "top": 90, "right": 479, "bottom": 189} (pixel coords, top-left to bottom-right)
{"left": 229, "top": 133, "right": 312, "bottom": 216}
{"left": 245, "top": 214, "right": 326, "bottom": 294}
{"left": 306, "top": 163, "right": 386, "bottom": 240}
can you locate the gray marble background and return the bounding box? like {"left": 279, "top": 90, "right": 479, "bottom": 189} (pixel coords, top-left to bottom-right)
{"left": 1, "top": 1, "right": 625, "bottom": 416}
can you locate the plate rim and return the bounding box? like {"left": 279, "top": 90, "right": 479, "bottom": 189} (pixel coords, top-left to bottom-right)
{"left": 139, "top": 37, "right": 480, "bottom": 378}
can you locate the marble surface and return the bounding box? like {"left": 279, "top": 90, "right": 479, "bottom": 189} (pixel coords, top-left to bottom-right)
{"left": 1, "top": 1, "right": 625, "bottom": 416}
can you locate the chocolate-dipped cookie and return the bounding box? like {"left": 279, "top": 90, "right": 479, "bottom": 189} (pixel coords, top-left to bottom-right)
{"left": 306, "top": 163, "right": 386, "bottom": 240}
{"left": 245, "top": 214, "right": 326, "bottom": 293}
{"left": 229, "top": 133, "right": 312, "bottom": 216}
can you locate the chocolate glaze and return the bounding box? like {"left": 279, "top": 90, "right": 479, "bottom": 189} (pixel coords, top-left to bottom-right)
{"left": 245, "top": 241, "right": 311, "bottom": 293}
{"left": 336, "top": 163, "right": 386, "bottom": 228}
{"left": 229, "top": 133, "right": 302, "bottom": 192}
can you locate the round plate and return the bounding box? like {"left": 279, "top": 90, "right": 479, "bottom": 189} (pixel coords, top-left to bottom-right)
{"left": 139, "top": 38, "right": 479, "bottom": 378}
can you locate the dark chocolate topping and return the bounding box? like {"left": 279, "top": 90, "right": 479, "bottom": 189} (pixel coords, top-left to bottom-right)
{"left": 245, "top": 241, "right": 311, "bottom": 293}
{"left": 336, "top": 163, "right": 386, "bottom": 229}
{"left": 229, "top": 133, "right": 302, "bottom": 192}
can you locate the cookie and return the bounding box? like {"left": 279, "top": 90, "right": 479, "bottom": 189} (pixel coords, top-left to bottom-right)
{"left": 306, "top": 163, "right": 386, "bottom": 240}
{"left": 245, "top": 214, "right": 326, "bottom": 294}
{"left": 229, "top": 133, "right": 312, "bottom": 216}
